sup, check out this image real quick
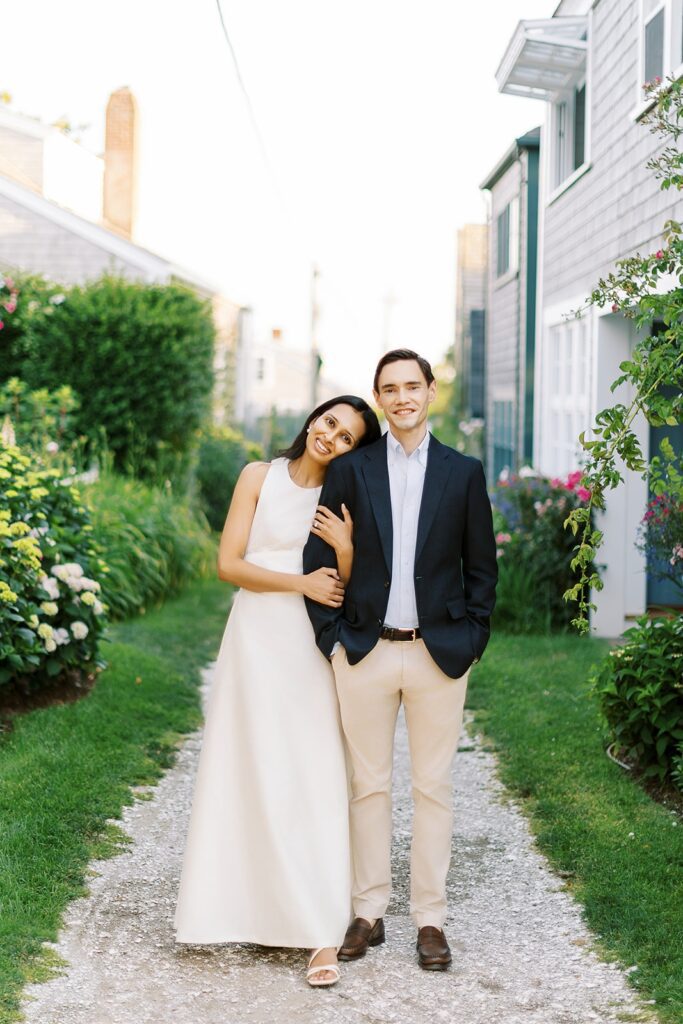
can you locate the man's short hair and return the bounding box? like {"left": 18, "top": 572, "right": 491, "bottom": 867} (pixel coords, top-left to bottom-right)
{"left": 373, "top": 349, "right": 435, "bottom": 393}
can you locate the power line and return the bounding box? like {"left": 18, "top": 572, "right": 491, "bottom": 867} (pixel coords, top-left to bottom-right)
{"left": 214, "top": 0, "right": 285, "bottom": 209}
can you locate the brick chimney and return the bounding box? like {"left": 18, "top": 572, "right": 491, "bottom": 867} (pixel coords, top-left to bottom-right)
{"left": 103, "top": 87, "right": 137, "bottom": 239}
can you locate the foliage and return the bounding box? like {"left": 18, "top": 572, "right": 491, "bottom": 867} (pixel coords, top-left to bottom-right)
{"left": 491, "top": 469, "right": 591, "bottom": 632}
{"left": 195, "top": 424, "right": 264, "bottom": 531}
{"left": 1, "top": 274, "right": 216, "bottom": 486}
{"left": 0, "top": 376, "right": 82, "bottom": 463}
{"left": 564, "top": 79, "right": 683, "bottom": 632}
{"left": 85, "top": 472, "right": 216, "bottom": 620}
{"left": 591, "top": 616, "right": 683, "bottom": 787}
{"left": 0, "top": 271, "right": 64, "bottom": 382}
{"left": 0, "top": 440, "right": 107, "bottom": 690}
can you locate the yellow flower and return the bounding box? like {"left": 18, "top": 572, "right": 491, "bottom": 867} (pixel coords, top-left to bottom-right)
{"left": 0, "top": 468, "right": 10, "bottom": 479}
{"left": 40, "top": 601, "right": 58, "bottom": 616}
{"left": 28, "top": 614, "right": 39, "bottom": 629}
{"left": 37, "top": 623, "right": 53, "bottom": 640}
{"left": 9, "top": 521, "right": 30, "bottom": 537}
{"left": 30, "top": 487, "right": 49, "bottom": 500}
{"left": 0, "top": 585, "right": 18, "bottom": 604}
{"left": 81, "top": 591, "right": 96, "bottom": 607}
{"left": 5, "top": 489, "right": 18, "bottom": 498}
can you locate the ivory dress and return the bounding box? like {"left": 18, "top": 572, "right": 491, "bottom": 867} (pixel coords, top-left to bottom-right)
{"left": 174, "top": 458, "right": 351, "bottom": 948}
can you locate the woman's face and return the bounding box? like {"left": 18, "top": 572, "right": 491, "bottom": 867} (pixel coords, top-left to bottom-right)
{"left": 305, "top": 404, "right": 367, "bottom": 465}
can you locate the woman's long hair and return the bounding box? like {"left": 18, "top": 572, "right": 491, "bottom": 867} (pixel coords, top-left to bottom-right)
{"left": 279, "top": 395, "right": 381, "bottom": 461}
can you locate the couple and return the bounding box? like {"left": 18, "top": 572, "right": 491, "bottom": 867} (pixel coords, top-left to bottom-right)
{"left": 174, "top": 349, "right": 498, "bottom": 987}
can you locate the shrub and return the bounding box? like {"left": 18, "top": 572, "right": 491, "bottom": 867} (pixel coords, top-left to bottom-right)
{"left": 491, "top": 469, "right": 591, "bottom": 632}
{"left": 86, "top": 473, "right": 215, "bottom": 620}
{"left": 0, "top": 441, "right": 107, "bottom": 689}
{"left": 195, "top": 425, "right": 264, "bottom": 531}
{"left": 0, "top": 271, "right": 62, "bottom": 381}
{"left": 2, "top": 275, "right": 215, "bottom": 486}
{"left": 0, "top": 377, "right": 82, "bottom": 462}
{"left": 635, "top": 438, "right": 683, "bottom": 598}
{"left": 591, "top": 615, "right": 683, "bottom": 788}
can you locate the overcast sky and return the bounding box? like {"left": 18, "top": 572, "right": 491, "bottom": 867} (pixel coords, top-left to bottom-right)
{"left": 2, "top": 0, "right": 556, "bottom": 394}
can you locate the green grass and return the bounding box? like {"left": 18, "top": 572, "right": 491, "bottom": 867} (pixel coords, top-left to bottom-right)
{"left": 0, "top": 576, "right": 232, "bottom": 1024}
{"left": 468, "top": 633, "right": 683, "bottom": 1023}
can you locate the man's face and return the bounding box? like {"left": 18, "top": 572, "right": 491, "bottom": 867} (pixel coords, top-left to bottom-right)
{"left": 373, "top": 359, "right": 436, "bottom": 435}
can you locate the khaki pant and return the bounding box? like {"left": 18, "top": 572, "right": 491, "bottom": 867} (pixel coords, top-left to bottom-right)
{"left": 332, "top": 638, "right": 468, "bottom": 929}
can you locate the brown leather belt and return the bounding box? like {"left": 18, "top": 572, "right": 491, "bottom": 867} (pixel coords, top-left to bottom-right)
{"left": 379, "top": 626, "right": 421, "bottom": 642}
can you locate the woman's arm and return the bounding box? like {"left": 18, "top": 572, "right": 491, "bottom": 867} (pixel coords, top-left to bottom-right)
{"left": 310, "top": 503, "right": 354, "bottom": 584}
{"left": 217, "top": 463, "right": 345, "bottom": 606}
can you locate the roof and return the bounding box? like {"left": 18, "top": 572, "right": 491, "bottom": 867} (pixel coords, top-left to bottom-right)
{"left": 495, "top": 17, "right": 588, "bottom": 100}
{"left": 479, "top": 127, "right": 541, "bottom": 192}
{"left": 0, "top": 171, "right": 225, "bottom": 297}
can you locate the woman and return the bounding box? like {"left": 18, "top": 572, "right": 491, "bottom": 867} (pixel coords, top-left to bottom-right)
{"left": 174, "top": 396, "right": 381, "bottom": 987}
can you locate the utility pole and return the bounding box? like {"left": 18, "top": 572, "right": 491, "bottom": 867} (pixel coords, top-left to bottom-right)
{"left": 310, "top": 264, "right": 321, "bottom": 408}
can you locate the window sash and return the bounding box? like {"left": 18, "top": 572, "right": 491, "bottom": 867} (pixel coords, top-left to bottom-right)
{"left": 496, "top": 205, "right": 511, "bottom": 277}
{"left": 645, "top": 6, "right": 666, "bottom": 80}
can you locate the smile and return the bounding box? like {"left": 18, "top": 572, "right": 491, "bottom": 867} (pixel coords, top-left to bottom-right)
{"left": 314, "top": 438, "right": 331, "bottom": 455}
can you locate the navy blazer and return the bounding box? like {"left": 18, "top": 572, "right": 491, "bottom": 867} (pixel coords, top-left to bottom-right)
{"left": 303, "top": 433, "right": 498, "bottom": 679}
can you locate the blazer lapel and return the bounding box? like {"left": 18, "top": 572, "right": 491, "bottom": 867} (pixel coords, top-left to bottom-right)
{"left": 361, "top": 435, "right": 393, "bottom": 574}
{"left": 415, "top": 435, "right": 452, "bottom": 562}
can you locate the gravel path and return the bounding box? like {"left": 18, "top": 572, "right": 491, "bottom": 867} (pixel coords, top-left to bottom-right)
{"left": 22, "top": 665, "right": 653, "bottom": 1024}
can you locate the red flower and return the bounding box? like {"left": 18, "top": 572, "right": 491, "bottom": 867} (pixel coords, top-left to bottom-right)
{"left": 655, "top": 250, "right": 664, "bottom": 259}
{"left": 611, "top": 303, "right": 619, "bottom": 313}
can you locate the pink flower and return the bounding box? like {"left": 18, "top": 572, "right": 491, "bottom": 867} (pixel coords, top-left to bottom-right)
{"left": 550, "top": 477, "right": 563, "bottom": 488}
{"left": 496, "top": 548, "right": 504, "bottom": 559}
{"left": 566, "top": 470, "right": 583, "bottom": 490}
{"left": 655, "top": 250, "right": 664, "bottom": 259}
{"left": 5, "top": 276, "right": 14, "bottom": 289}
{"left": 611, "top": 303, "right": 619, "bottom": 313}
{"left": 0, "top": 320, "right": 4, "bottom": 331}
{"left": 577, "top": 486, "right": 591, "bottom": 502}
{"left": 496, "top": 532, "right": 512, "bottom": 544}
{"left": 4, "top": 300, "right": 15, "bottom": 313}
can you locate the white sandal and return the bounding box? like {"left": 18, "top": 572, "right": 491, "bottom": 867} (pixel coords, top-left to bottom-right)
{"left": 307, "top": 947, "right": 341, "bottom": 988}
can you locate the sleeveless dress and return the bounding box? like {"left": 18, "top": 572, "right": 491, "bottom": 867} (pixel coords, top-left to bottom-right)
{"left": 174, "top": 458, "right": 351, "bottom": 948}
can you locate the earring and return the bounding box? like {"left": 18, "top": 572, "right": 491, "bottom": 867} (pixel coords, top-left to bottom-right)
{"left": 306, "top": 427, "right": 311, "bottom": 433}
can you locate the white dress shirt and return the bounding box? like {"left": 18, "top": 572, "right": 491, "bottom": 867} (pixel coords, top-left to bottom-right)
{"left": 384, "top": 428, "right": 430, "bottom": 628}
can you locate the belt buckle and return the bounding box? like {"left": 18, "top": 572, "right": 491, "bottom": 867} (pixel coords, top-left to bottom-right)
{"left": 409, "top": 627, "right": 417, "bottom": 643}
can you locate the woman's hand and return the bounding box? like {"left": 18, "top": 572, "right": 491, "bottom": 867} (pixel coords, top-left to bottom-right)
{"left": 300, "top": 567, "right": 345, "bottom": 607}
{"left": 311, "top": 504, "right": 353, "bottom": 555}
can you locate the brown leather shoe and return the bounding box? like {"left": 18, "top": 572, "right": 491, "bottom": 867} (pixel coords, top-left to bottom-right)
{"left": 416, "top": 926, "right": 451, "bottom": 971}
{"left": 338, "top": 917, "right": 385, "bottom": 961}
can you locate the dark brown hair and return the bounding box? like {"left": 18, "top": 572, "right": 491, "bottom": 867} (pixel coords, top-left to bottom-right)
{"left": 373, "top": 348, "right": 435, "bottom": 393}
{"left": 278, "top": 395, "right": 381, "bottom": 461}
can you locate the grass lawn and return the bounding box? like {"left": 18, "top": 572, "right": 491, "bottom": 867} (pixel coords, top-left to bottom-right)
{"left": 468, "top": 633, "right": 683, "bottom": 1024}
{"left": 0, "top": 576, "right": 232, "bottom": 1024}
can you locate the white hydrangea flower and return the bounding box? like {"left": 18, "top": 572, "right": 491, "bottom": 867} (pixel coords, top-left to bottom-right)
{"left": 79, "top": 577, "right": 101, "bottom": 593}
{"left": 60, "top": 562, "right": 84, "bottom": 578}
{"left": 38, "top": 623, "right": 54, "bottom": 640}
{"left": 53, "top": 628, "right": 70, "bottom": 646}
{"left": 46, "top": 441, "right": 60, "bottom": 454}
{"left": 80, "top": 591, "right": 96, "bottom": 607}
{"left": 40, "top": 601, "right": 58, "bottom": 616}
{"left": 51, "top": 565, "right": 69, "bottom": 581}
{"left": 44, "top": 638, "right": 57, "bottom": 653}
{"left": 40, "top": 575, "right": 60, "bottom": 599}
{"left": 66, "top": 575, "right": 84, "bottom": 592}
{"left": 71, "top": 621, "right": 89, "bottom": 640}
{"left": 93, "top": 599, "right": 105, "bottom": 616}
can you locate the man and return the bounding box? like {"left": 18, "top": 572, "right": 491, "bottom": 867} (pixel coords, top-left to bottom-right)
{"left": 303, "top": 349, "right": 497, "bottom": 971}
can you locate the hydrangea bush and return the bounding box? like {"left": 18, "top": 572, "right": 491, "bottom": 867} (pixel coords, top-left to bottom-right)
{"left": 491, "top": 469, "right": 592, "bottom": 633}
{"left": 0, "top": 440, "right": 107, "bottom": 688}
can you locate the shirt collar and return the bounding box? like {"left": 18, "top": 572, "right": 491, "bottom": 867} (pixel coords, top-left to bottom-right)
{"left": 386, "top": 427, "right": 430, "bottom": 463}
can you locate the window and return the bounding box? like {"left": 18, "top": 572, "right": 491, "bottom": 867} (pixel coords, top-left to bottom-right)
{"left": 495, "top": 198, "right": 519, "bottom": 278}
{"left": 640, "top": 0, "right": 683, "bottom": 92}
{"left": 552, "top": 77, "right": 587, "bottom": 188}
{"left": 542, "top": 320, "right": 592, "bottom": 475}
{"left": 469, "top": 309, "right": 486, "bottom": 419}
{"left": 255, "top": 357, "right": 266, "bottom": 382}
{"left": 492, "top": 400, "right": 515, "bottom": 480}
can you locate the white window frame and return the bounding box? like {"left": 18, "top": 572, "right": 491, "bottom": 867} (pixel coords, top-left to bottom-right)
{"left": 494, "top": 195, "right": 520, "bottom": 284}
{"left": 550, "top": 72, "right": 588, "bottom": 194}
{"left": 538, "top": 317, "right": 594, "bottom": 477}
{"left": 634, "top": 0, "right": 683, "bottom": 119}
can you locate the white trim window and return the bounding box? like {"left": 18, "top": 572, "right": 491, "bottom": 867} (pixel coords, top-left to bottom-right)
{"left": 541, "top": 318, "right": 592, "bottom": 475}
{"left": 495, "top": 196, "right": 519, "bottom": 278}
{"left": 551, "top": 73, "right": 587, "bottom": 189}
{"left": 640, "top": 0, "right": 683, "bottom": 88}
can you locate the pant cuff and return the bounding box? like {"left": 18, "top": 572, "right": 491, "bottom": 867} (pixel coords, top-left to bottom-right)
{"left": 352, "top": 901, "right": 386, "bottom": 922}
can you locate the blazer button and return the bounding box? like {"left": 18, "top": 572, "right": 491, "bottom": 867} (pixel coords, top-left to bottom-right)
{"left": 384, "top": 580, "right": 390, "bottom": 588}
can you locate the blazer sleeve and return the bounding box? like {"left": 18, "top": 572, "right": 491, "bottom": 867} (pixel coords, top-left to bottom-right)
{"left": 462, "top": 460, "right": 498, "bottom": 641}
{"left": 302, "top": 458, "right": 349, "bottom": 657}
